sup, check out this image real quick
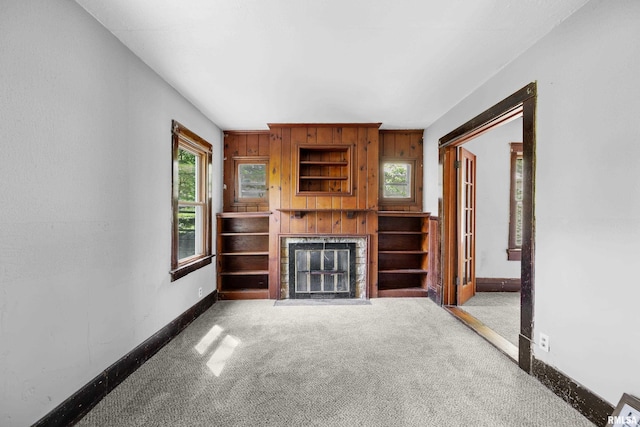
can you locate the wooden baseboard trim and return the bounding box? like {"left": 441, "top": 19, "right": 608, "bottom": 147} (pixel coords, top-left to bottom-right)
{"left": 32, "top": 291, "right": 218, "bottom": 427}
{"left": 531, "top": 358, "right": 613, "bottom": 426}
{"left": 476, "top": 277, "right": 521, "bottom": 292}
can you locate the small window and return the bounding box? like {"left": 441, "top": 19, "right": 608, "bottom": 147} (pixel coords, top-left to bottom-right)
{"left": 508, "top": 142, "right": 523, "bottom": 261}
{"left": 234, "top": 158, "right": 268, "bottom": 203}
{"left": 171, "top": 121, "right": 213, "bottom": 280}
{"left": 381, "top": 161, "right": 414, "bottom": 200}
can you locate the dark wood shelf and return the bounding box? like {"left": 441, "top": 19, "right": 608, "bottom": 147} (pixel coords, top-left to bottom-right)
{"left": 220, "top": 232, "right": 269, "bottom": 236}
{"left": 379, "top": 250, "right": 429, "bottom": 255}
{"left": 299, "top": 176, "right": 348, "bottom": 180}
{"left": 217, "top": 213, "right": 270, "bottom": 300}
{"left": 219, "top": 289, "right": 270, "bottom": 300}
{"left": 216, "top": 212, "right": 271, "bottom": 218}
{"left": 300, "top": 161, "right": 348, "bottom": 166}
{"left": 379, "top": 269, "right": 428, "bottom": 274}
{"left": 377, "top": 212, "right": 433, "bottom": 296}
{"left": 378, "top": 231, "right": 427, "bottom": 235}
{"left": 220, "top": 270, "right": 269, "bottom": 276}
{"left": 378, "top": 287, "right": 429, "bottom": 298}
{"left": 278, "top": 208, "right": 373, "bottom": 219}
{"left": 220, "top": 251, "right": 269, "bottom": 256}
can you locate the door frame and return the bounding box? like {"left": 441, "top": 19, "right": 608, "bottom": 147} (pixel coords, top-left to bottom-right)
{"left": 438, "top": 82, "right": 536, "bottom": 372}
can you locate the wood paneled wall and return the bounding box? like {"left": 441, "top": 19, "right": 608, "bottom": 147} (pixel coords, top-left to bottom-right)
{"left": 222, "top": 131, "right": 270, "bottom": 212}
{"left": 267, "top": 123, "right": 381, "bottom": 298}
{"left": 379, "top": 130, "right": 424, "bottom": 211}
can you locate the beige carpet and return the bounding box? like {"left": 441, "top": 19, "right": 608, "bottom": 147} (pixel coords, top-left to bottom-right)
{"left": 76, "top": 298, "right": 592, "bottom": 426}
{"left": 462, "top": 292, "right": 521, "bottom": 346}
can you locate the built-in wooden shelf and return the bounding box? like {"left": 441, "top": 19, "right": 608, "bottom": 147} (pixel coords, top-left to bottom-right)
{"left": 278, "top": 208, "right": 373, "bottom": 219}
{"left": 217, "top": 212, "right": 270, "bottom": 300}
{"left": 378, "top": 231, "right": 426, "bottom": 235}
{"left": 379, "top": 269, "right": 429, "bottom": 274}
{"left": 220, "top": 251, "right": 269, "bottom": 256}
{"left": 299, "top": 160, "right": 348, "bottom": 166}
{"left": 219, "top": 232, "right": 269, "bottom": 236}
{"left": 297, "top": 145, "right": 353, "bottom": 195}
{"left": 378, "top": 287, "right": 429, "bottom": 298}
{"left": 300, "top": 176, "right": 349, "bottom": 180}
{"left": 220, "top": 270, "right": 269, "bottom": 276}
{"left": 377, "top": 212, "right": 434, "bottom": 297}
{"left": 378, "top": 250, "right": 428, "bottom": 255}
{"left": 218, "top": 289, "right": 270, "bottom": 300}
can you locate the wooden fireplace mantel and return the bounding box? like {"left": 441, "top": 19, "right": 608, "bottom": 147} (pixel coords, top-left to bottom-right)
{"left": 277, "top": 208, "right": 374, "bottom": 219}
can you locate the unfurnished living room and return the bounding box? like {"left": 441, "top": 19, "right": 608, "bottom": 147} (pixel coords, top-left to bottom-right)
{"left": 1, "top": 1, "right": 639, "bottom": 426}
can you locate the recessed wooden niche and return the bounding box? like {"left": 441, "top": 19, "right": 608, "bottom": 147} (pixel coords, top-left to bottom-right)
{"left": 296, "top": 144, "right": 353, "bottom": 196}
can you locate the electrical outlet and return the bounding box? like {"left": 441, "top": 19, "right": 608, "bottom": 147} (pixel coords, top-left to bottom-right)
{"left": 198, "top": 287, "right": 203, "bottom": 298}
{"left": 539, "top": 333, "right": 550, "bottom": 352}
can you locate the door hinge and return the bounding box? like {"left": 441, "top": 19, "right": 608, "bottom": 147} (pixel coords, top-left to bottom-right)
{"left": 454, "top": 160, "right": 461, "bottom": 169}
{"left": 455, "top": 276, "right": 460, "bottom": 286}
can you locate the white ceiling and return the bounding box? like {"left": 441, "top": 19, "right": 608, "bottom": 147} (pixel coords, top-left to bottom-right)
{"left": 75, "top": 0, "right": 589, "bottom": 130}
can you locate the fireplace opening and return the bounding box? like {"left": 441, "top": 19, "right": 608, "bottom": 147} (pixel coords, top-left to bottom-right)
{"left": 288, "top": 243, "right": 356, "bottom": 299}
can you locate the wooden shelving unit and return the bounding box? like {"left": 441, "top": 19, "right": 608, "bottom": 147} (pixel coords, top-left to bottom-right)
{"left": 297, "top": 145, "right": 352, "bottom": 195}
{"left": 377, "top": 212, "right": 433, "bottom": 297}
{"left": 216, "top": 212, "right": 270, "bottom": 299}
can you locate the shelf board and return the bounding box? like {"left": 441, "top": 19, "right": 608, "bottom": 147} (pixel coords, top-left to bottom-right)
{"left": 218, "top": 289, "right": 270, "bottom": 300}
{"left": 377, "top": 211, "right": 432, "bottom": 217}
{"left": 378, "top": 250, "right": 429, "bottom": 255}
{"left": 300, "top": 161, "right": 348, "bottom": 166}
{"left": 220, "top": 270, "right": 269, "bottom": 276}
{"left": 378, "top": 287, "right": 429, "bottom": 298}
{"left": 378, "top": 231, "right": 428, "bottom": 235}
{"left": 300, "top": 176, "right": 349, "bottom": 180}
{"left": 278, "top": 208, "right": 373, "bottom": 219}
{"left": 217, "top": 212, "right": 271, "bottom": 218}
{"left": 379, "top": 269, "right": 428, "bottom": 274}
{"left": 220, "top": 251, "right": 269, "bottom": 256}
{"left": 220, "top": 232, "right": 269, "bottom": 236}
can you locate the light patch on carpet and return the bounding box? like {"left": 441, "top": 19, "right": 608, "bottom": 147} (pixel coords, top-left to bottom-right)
{"left": 206, "top": 335, "right": 240, "bottom": 377}
{"left": 195, "top": 325, "right": 224, "bottom": 355}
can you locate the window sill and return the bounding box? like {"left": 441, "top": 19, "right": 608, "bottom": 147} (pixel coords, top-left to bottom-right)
{"left": 170, "top": 255, "right": 214, "bottom": 281}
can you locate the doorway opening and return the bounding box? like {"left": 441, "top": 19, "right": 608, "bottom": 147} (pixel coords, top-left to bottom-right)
{"left": 438, "top": 83, "right": 536, "bottom": 372}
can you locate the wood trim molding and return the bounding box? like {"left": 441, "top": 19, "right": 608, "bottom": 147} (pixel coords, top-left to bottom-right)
{"left": 476, "top": 277, "right": 521, "bottom": 292}
{"left": 32, "top": 291, "right": 218, "bottom": 427}
{"left": 438, "top": 82, "right": 536, "bottom": 374}
{"left": 268, "top": 122, "right": 382, "bottom": 128}
{"left": 532, "top": 358, "right": 614, "bottom": 426}
{"left": 439, "top": 83, "right": 536, "bottom": 148}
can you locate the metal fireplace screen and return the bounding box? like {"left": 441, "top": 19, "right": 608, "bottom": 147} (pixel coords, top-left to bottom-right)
{"left": 288, "top": 243, "right": 356, "bottom": 299}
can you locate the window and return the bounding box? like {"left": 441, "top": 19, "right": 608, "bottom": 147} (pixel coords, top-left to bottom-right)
{"left": 508, "top": 142, "right": 523, "bottom": 261}
{"left": 234, "top": 157, "right": 268, "bottom": 203}
{"left": 380, "top": 160, "right": 415, "bottom": 203}
{"left": 171, "top": 121, "right": 213, "bottom": 280}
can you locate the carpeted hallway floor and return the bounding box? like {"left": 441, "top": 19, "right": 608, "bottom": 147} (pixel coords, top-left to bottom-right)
{"left": 76, "top": 298, "right": 593, "bottom": 426}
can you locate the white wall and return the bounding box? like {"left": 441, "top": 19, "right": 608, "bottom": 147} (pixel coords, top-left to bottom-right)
{"left": 0, "top": 1, "right": 223, "bottom": 425}
{"left": 464, "top": 118, "right": 522, "bottom": 279}
{"left": 424, "top": 0, "right": 640, "bottom": 405}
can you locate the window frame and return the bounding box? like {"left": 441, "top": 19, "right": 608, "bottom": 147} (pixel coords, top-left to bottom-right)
{"left": 233, "top": 156, "right": 269, "bottom": 205}
{"left": 170, "top": 120, "right": 213, "bottom": 281}
{"left": 379, "top": 158, "right": 417, "bottom": 205}
{"left": 508, "top": 142, "right": 523, "bottom": 261}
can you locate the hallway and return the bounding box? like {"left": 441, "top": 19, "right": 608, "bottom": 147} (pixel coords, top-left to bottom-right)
{"left": 77, "top": 299, "right": 592, "bottom": 426}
